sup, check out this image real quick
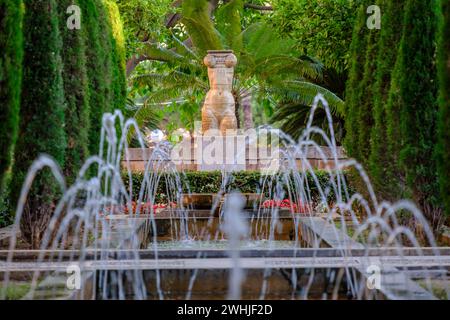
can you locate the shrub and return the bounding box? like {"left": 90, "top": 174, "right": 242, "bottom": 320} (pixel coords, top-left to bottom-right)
{"left": 124, "top": 170, "right": 353, "bottom": 203}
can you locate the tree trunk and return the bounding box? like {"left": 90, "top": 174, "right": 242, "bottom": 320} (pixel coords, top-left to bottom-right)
{"left": 235, "top": 99, "right": 241, "bottom": 129}
{"left": 241, "top": 93, "right": 254, "bottom": 130}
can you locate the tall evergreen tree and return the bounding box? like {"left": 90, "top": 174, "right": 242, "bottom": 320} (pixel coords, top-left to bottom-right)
{"left": 11, "top": 0, "right": 66, "bottom": 248}
{"left": 0, "top": 0, "right": 23, "bottom": 191}
{"left": 387, "top": 0, "right": 441, "bottom": 221}
{"left": 369, "top": 0, "right": 406, "bottom": 194}
{"left": 57, "top": 0, "right": 90, "bottom": 183}
{"left": 344, "top": 1, "right": 370, "bottom": 159}
{"left": 103, "top": 0, "right": 127, "bottom": 112}
{"left": 80, "top": 0, "right": 111, "bottom": 156}
{"left": 355, "top": 5, "right": 381, "bottom": 165}
{"left": 437, "top": 0, "right": 450, "bottom": 216}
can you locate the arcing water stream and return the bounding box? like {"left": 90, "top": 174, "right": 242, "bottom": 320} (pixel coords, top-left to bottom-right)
{"left": 1, "top": 95, "right": 449, "bottom": 300}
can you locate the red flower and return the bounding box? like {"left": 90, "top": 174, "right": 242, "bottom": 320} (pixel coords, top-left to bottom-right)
{"left": 261, "top": 199, "right": 308, "bottom": 213}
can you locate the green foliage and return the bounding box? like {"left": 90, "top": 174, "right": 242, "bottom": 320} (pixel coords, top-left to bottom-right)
{"left": 94, "top": 0, "right": 113, "bottom": 113}
{"left": 82, "top": 0, "right": 127, "bottom": 154}
{"left": 270, "top": 81, "right": 345, "bottom": 142}
{"left": 270, "top": 0, "right": 358, "bottom": 73}
{"left": 181, "top": 0, "right": 223, "bottom": 55}
{"left": 0, "top": 0, "right": 23, "bottom": 192}
{"left": 114, "top": 0, "right": 174, "bottom": 58}
{"left": 343, "top": 1, "right": 370, "bottom": 159}
{"left": 125, "top": 170, "right": 351, "bottom": 202}
{"left": 437, "top": 0, "right": 450, "bottom": 216}
{"left": 10, "top": 0, "right": 66, "bottom": 247}
{"left": 104, "top": 0, "right": 127, "bottom": 112}
{"left": 80, "top": 0, "right": 111, "bottom": 156}
{"left": 215, "top": 0, "right": 244, "bottom": 54}
{"left": 356, "top": 16, "right": 380, "bottom": 165}
{"left": 130, "top": 12, "right": 340, "bottom": 137}
{"left": 369, "top": 0, "right": 406, "bottom": 193}
{"left": 3, "top": 283, "right": 30, "bottom": 300}
{"left": 57, "top": 0, "right": 90, "bottom": 183}
{"left": 387, "top": 0, "right": 440, "bottom": 209}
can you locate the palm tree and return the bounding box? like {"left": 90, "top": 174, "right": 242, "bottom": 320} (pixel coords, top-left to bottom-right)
{"left": 270, "top": 67, "right": 347, "bottom": 143}
{"left": 128, "top": 0, "right": 344, "bottom": 138}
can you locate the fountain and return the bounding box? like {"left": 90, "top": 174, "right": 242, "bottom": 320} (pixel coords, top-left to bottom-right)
{"left": 0, "top": 52, "right": 449, "bottom": 300}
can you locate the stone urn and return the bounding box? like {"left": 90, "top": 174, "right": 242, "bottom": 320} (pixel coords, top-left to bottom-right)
{"left": 201, "top": 50, "right": 238, "bottom": 135}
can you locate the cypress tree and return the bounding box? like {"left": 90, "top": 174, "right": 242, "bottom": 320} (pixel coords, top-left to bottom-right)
{"left": 0, "top": 0, "right": 23, "bottom": 191}
{"left": 437, "top": 0, "right": 450, "bottom": 216}
{"left": 355, "top": 6, "right": 381, "bottom": 166}
{"left": 94, "top": 0, "right": 113, "bottom": 114}
{"left": 11, "top": 0, "right": 66, "bottom": 248}
{"left": 103, "top": 0, "right": 127, "bottom": 112}
{"left": 369, "top": 0, "right": 406, "bottom": 194}
{"left": 387, "top": 0, "right": 440, "bottom": 219}
{"left": 57, "top": 0, "right": 90, "bottom": 183}
{"left": 344, "top": 1, "right": 370, "bottom": 159}
{"left": 80, "top": 0, "right": 111, "bottom": 155}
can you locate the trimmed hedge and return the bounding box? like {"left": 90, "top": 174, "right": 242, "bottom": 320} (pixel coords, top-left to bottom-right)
{"left": 58, "top": 0, "right": 90, "bottom": 183}
{"left": 124, "top": 171, "right": 353, "bottom": 203}
{"left": 0, "top": 0, "right": 23, "bottom": 191}
{"left": 10, "top": 0, "right": 66, "bottom": 248}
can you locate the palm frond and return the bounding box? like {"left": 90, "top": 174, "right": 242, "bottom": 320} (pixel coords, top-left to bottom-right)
{"left": 215, "top": 0, "right": 244, "bottom": 53}
{"left": 271, "top": 101, "right": 345, "bottom": 143}
{"left": 269, "top": 81, "right": 346, "bottom": 142}
{"left": 126, "top": 100, "right": 162, "bottom": 145}
{"left": 181, "top": 0, "right": 224, "bottom": 55}
{"left": 140, "top": 42, "right": 202, "bottom": 73}
{"left": 132, "top": 71, "right": 207, "bottom": 90}
{"left": 270, "top": 80, "right": 345, "bottom": 117}
{"left": 171, "top": 34, "right": 200, "bottom": 61}
{"left": 245, "top": 55, "right": 323, "bottom": 82}
{"left": 241, "top": 22, "right": 296, "bottom": 59}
